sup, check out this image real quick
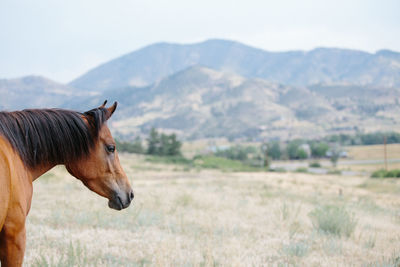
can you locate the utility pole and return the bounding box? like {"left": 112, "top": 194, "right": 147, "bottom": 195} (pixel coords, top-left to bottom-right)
{"left": 384, "top": 136, "right": 388, "bottom": 171}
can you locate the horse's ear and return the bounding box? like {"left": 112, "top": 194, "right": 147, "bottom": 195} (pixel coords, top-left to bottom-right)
{"left": 106, "top": 101, "right": 117, "bottom": 119}
{"left": 100, "top": 100, "right": 108, "bottom": 109}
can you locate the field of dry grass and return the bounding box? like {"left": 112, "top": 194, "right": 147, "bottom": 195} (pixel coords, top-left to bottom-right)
{"left": 346, "top": 144, "right": 400, "bottom": 161}
{"left": 24, "top": 153, "right": 400, "bottom": 266}
{"left": 339, "top": 144, "right": 400, "bottom": 172}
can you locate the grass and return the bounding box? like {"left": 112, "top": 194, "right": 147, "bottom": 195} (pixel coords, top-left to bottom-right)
{"left": 340, "top": 143, "right": 400, "bottom": 173}
{"left": 365, "top": 252, "right": 400, "bottom": 267}
{"left": 145, "top": 155, "right": 267, "bottom": 172}
{"left": 145, "top": 155, "right": 193, "bottom": 165}
{"left": 346, "top": 143, "right": 400, "bottom": 160}
{"left": 309, "top": 205, "right": 357, "bottom": 238}
{"left": 282, "top": 240, "right": 309, "bottom": 257}
{"left": 32, "top": 241, "right": 90, "bottom": 267}
{"left": 364, "top": 234, "right": 376, "bottom": 249}
{"left": 323, "top": 238, "right": 343, "bottom": 256}
{"left": 175, "top": 193, "right": 194, "bottom": 207}
{"left": 32, "top": 240, "right": 139, "bottom": 266}
{"left": 358, "top": 179, "right": 400, "bottom": 194}
{"left": 194, "top": 155, "right": 266, "bottom": 172}
{"left": 22, "top": 154, "right": 400, "bottom": 266}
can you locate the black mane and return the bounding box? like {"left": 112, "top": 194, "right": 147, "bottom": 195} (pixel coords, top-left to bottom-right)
{"left": 0, "top": 107, "right": 108, "bottom": 168}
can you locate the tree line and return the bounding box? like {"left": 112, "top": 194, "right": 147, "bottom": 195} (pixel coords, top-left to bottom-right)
{"left": 115, "top": 130, "right": 398, "bottom": 163}
{"left": 324, "top": 132, "right": 400, "bottom": 146}
{"left": 267, "top": 140, "right": 330, "bottom": 160}
{"left": 115, "top": 128, "right": 182, "bottom": 156}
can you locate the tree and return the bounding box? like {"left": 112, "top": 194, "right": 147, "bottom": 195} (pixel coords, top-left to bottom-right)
{"left": 147, "top": 128, "right": 160, "bottom": 155}
{"left": 115, "top": 137, "right": 144, "bottom": 154}
{"left": 310, "top": 142, "right": 329, "bottom": 158}
{"left": 267, "top": 142, "right": 281, "bottom": 160}
{"left": 329, "top": 144, "right": 341, "bottom": 168}
{"left": 146, "top": 128, "right": 182, "bottom": 156}
{"left": 131, "top": 136, "right": 144, "bottom": 154}
{"left": 167, "top": 134, "right": 182, "bottom": 156}
{"left": 159, "top": 133, "right": 170, "bottom": 155}
{"left": 286, "top": 142, "right": 299, "bottom": 160}
{"left": 297, "top": 148, "right": 308, "bottom": 159}
{"left": 286, "top": 140, "right": 304, "bottom": 160}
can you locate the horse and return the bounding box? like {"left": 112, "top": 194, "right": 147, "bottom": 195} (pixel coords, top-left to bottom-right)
{"left": 0, "top": 101, "right": 134, "bottom": 267}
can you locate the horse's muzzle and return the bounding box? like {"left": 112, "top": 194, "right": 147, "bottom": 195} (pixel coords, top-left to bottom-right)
{"left": 108, "top": 189, "right": 134, "bottom": 210}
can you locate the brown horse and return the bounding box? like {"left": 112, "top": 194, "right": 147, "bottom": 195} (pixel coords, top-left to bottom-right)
{"left": 0, "top": 101, "right": 133, "bottom": 267}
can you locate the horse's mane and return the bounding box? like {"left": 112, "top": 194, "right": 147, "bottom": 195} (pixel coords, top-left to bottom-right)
{"left": 0, "top": 107, "right": 108, "bottom": 169}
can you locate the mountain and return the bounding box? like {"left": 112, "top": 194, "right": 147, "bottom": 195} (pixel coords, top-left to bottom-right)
{"left": 0, "top": 76, "right": 92, "bottom": 110}
{"left": 71, "top": 66, "right": 400, "bottom": 140}
{"left": 2, "top": 40, "right": 400, "bottom": 141}
{"left": 69, "top": 39, "right": 400, "bottom": 91}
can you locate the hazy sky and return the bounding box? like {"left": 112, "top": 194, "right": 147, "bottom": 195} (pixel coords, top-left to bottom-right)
{"left": 1, "top": 0, "right": 399, "bottom": 82}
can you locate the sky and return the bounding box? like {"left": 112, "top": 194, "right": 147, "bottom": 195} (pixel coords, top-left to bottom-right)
{"left": 0, "top": 0, "right": 399, "bottom": 83}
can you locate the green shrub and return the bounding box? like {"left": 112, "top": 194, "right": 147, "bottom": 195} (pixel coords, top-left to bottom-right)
{"left": 371, "top": 169, "right": 400, "bottom": 178}
{"left": 295, "top": 167, "right": 308, "bottom": 173}
{"left": 309, "top": 205, "right": 357, "bottom": 238}
{"left": 327, "top": 169, "right": 342, "bottom": 175}
{"left": 309, "top": 162, "right": 321, "bottom": 168}
{"left": 371, "top": 169, "right": 386, "bottom": 178}
{"left": 386, "top": 170, "right": 400, "bottom": 178}
{"left": 270, "top": 167, "right": 287, "bottom": 173}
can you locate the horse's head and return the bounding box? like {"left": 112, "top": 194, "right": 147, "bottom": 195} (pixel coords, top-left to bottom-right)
{"left": 66, "top": 101, "right": 134, "bottom": 210}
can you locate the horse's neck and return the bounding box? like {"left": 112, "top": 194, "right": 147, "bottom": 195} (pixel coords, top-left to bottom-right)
{"left": 31, "top": 163, "right": 56, "bottom": 181}
{"left": 0, "top": 134, "right": 56, "bottom": 182}
{"left": 0, "top": 135, "right": 52, "bottom": 182}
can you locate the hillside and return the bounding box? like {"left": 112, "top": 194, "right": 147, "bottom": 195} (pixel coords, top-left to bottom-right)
{"left": 69, "top": 39, "right": 400, "bottom": 91}
{"left": 71, "top": 66, "right": 400, "bottom": 140}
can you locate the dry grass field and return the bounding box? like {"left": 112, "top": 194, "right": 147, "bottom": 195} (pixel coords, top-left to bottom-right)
{"left": 346, "top": 144, "right": 400, "bottom": 161}
{"left": 24, "top": 153, "right": 400, "bottom": 266}
{"left": 340, "top": 144, "right": 400, "bottom": 172}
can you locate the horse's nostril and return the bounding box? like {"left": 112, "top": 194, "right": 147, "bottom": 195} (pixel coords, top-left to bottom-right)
{"left": 130, "top": 191, "right": 134, "bottom": 200}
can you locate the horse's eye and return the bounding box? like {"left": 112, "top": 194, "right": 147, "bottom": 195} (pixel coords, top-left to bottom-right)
{"left": 106, "top": 144, "right": 115, "bottom": 153}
